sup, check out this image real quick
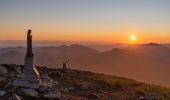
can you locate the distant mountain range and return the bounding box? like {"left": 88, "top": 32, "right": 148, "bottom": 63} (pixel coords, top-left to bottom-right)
{"left": 0, "top": 43, "right": 170, "bottom": 87}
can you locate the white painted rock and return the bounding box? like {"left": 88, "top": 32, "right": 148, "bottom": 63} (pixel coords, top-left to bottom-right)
{"left": 0, "top": 65, "right": 7, "bottom": 74}
{"left": 0, "top": 91, "right": 6, "bottom": 97}
{"left": 43, "top": 92, "right": 61, "bottom": 99}
{"left": 20, "top": 88, "right": 39, "bottom": 97}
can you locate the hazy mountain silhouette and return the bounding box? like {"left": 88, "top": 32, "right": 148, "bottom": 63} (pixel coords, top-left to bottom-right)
{"left": 0, "top": 43, "right": 170, "bottom": 87}
{"left": 87, "top": 43, "right": 170, "bottom": 87}
{"left": 0, "top": 50, "right": 23, "bottom": 64}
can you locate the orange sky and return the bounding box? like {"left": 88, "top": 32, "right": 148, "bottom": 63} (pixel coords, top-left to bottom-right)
{"left": 1, "top": 28, "right": 170, "bottom": 44}
{"left": 1, "top": 0, "right": 170, "bottom": 44}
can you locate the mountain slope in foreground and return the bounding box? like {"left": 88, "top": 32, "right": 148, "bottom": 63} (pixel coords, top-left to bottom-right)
{"left": 0, "top": 64, "right": 170, "bottom": 100}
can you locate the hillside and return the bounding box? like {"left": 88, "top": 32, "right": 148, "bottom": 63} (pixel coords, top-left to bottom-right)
{"left": 0, "top": 64, "right": 170, "bottom": 100}
{"left": 0, "top": 44, "right": 170, "bottom": 87}
{"left": 88, "top": 43, "right": 170, "bottom": 87}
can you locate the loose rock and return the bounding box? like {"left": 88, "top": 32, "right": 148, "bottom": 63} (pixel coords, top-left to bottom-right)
{"left": 19, "top": 88, "right": 39, "bottom": 97}
{"left": 0, "top": 65, "right": 7, "bottom": 74}
{"left": 43, "top": 92, "right": 61, "bottom": 99}
{"left": 0, "top": 91, "right": 6, "bottom": 97}
{"left": 8, "top": 94, "right": 21, "bottom": 100}
{"left": 88, "top": 93, "right": 100, "bottom": 99}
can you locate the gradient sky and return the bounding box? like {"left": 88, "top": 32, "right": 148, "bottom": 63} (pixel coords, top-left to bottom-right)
{"left": 1, "top": 0, "right": 170, "bottom": 44}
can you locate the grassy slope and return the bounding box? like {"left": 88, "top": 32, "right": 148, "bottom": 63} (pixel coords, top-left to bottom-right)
{"left": 1, "top": 64, "right": 170, "bottom": 100}
{"left": 38, "top": 66, "right": 170, "bottom": 100}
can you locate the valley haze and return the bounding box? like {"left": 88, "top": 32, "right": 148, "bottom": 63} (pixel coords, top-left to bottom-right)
{"left": 0, "top": 42, "right": 170, "bottom": 87}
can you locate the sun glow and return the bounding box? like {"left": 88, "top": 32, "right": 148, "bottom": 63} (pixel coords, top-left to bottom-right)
{"left": 129, "top": 35, "right": 137, "bottom": 44}
{"left": 130, "top": 35, "right": 136, "bottom": 41}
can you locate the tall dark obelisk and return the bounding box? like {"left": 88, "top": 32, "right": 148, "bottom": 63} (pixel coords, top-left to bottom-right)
{"left": 13, "top": 29, "right": 41, "bottom": 89}
{"left": 24, "top": 30, "right": 36, "bottom": 75}
{"left": 26, "top": 30, "right": 34, "bottom": 57}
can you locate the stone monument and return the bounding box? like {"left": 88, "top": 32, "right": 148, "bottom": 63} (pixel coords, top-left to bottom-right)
{"left": 62, "top": 62, "right": 69, "bottom": 71}
{"left": 13, "top": 29, "right": 41, "bottom": 89}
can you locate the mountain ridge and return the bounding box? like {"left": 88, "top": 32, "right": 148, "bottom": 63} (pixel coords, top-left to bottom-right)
{"left": 0, "top": 43, "right": 170, "bottom": 87}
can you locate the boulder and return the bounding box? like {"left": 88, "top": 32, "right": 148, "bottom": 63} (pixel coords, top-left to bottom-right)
{"left": 61, "top": 88, "right": 69, "bottom": 93}
{"left": 39, "top": 86, "right": 49, "bottom": 93}
{"left": 149, "top": 93, "right": 158, "bottom": 100}
{"left": 8, "top": 94, "right": 21, "bottom": 100}
{"left": 15, "top": 67, "right": 22, "bottom": 74}
{"left": 4, "top": 80, "right": 12, "bottom": 88}
{"left": 41, "top": 74, "right": 59, "bottom": 88}
{"left": 75, "top": 83, "right": 89, "bottom": 90}
{"left": 81, "top": 83, "right": 89, "bottom": 90}
{"left": 139, "top": 96, "right": 146, "bottom": 100}
{"left": 0, "top": 77, "right": 6, "bottom": 82}
{"left": 55, "top": 71, "right": 64, "bottom": 77}
{"left": 0, "top": 65, "right": 7, "bottom": 74}
{"left": 88, "top": 93, "right": 100, "bottom": 99}
{"left": 20, "top": 88, "right": 39, "bottom": 97}
{"left": 0, "top": 91, "right": 6, "bottom": 97}
{"left": 67, "top": 87, "right": 74, "bottom": 91}
{"left": 43, "top": 92, "right": 61, "bottom": 99}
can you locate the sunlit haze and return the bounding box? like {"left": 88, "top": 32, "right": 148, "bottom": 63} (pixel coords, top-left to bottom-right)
{"left": 2, "top": 1, "right": 170, "bottom": 95}
{"left": 1, "top": 0, "right": 170, "bottom": 44}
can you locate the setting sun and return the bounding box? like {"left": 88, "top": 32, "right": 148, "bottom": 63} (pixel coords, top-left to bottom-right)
{"left": 130, "top": 35, "right": 136, "bottom": 41}
{"left": 129, "top": 35, "right": 137, "bottom": 44}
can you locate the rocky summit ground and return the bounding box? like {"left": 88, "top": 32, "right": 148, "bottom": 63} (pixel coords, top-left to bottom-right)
{"left": 0, "top": 64, "right": 170, "bottom": 100}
